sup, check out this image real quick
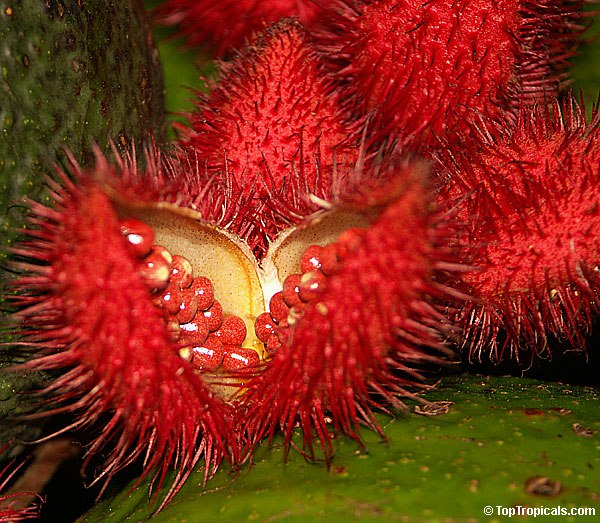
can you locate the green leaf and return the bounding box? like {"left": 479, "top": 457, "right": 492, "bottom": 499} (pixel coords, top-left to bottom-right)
{"left": 80, "top": 374, "right": 600, "bottom": 522}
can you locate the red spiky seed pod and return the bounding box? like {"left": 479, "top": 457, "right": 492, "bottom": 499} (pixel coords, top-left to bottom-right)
{"left": 152, "top": 0, "right": 323, "bottom": 57}
{"left": 175, "top": 19, "right": 362, "bottom": 258}
{"left": 8, "top": 143, "right": 463, "bottom": 505}
{"left": 436, "top": 95, "right": 600, "bottom": 366}
{"left": 7, "top": 156, "right": 238, "bottom": 510}
{"left": 241, "top": 163, "right": 459, "bottom": 460}
{"left": 312, "top": 0, "right": 590, "bottom": 154}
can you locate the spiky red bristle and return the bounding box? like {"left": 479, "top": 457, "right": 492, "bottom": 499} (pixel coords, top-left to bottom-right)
{"left": 311, "top": 0, "right": 589, "bottom": 154}
{"left": 0, "top": 445, "right": 41, "bottom": 521}
{"left": 175, "top": 19, "right": 363, "bottom": 258}
{"left": 436, "top": 95, "right": 600, "bottom": 365}
{"left": 0, "top": 497, "right": 38, "bottom": 522}
{"left": 240, "top": 163, "right": 459, "bottom": 460}
{"left": 8, "top": 160, "right": 237, "bottom": 509}
{"left": 152, "top": 0, "right": 324, "bottom": 57}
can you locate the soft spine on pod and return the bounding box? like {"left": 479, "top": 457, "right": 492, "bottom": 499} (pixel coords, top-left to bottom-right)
{"left": 0, "top": 444, "right": 41, "bottom": 521}
{"left": 8, "top": 155, "right": 237, "bottom": 510}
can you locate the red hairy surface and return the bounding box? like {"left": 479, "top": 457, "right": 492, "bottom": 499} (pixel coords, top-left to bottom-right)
{"left": 9, "top": 158, "right": 236, "bottom": 510}
{"left": 176, "top": 20, "right": 362, "bottom": 258}
{"left": 153, "top": 0, "right": 323, "bottom": 56}
{"left": 437, "top": 96, "right": 600, "bottom": 365}
{"left": 0, "top": 446, "right": 40, "bottom": 521}
{"left": 0, "top": 499, "right": 38, "bottom": 522}
{"left": 241, "top": 163, "right": 459, "bottom": 459}
{"left": 312, "top": 0, "right": 589, "bottom": 154}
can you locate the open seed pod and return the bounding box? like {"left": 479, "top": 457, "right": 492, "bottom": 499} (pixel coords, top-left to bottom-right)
{"left": 7, "top": 148, "right": 461, "bottom": 508}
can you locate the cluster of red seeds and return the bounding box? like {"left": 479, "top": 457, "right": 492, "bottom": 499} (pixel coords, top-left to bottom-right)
{"left": 255, "top": 228, "right": 365, "bottom": 355}
{"left": 119, "top": 218, "right": 260, "bottom": 373}
{"left": 120, "top": 218, "right": 368, "bottom": 371}
{"left": 119, "top": 219, "right": 368, "bottom": 374}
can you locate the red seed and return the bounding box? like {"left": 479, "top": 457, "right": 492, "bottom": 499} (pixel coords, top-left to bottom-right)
{"left": 298, "top": 270, "right": 327, "bottom": 302}
{"left": 189, "top": 276, "right": 215, "bottom": 310}
{"left": 166, "top": 318, "right": 181, "bottom": 342}
{"left": 203, "top": 300, "right": 223, "bottom": 331}
{"left": 320, "top": 243, "right": 340, "bottom": 275}
{"left": 139, "top": 249, "right": 172, "bottom": 292}
{"left": 180, "top": 316, "right": 210, "bottom": 345}
{"left": 269, "top": 291, "right": 289, "bottom": 324}
{"left": 158, "top": 284, "right": 182, "bottom": 315}
{"left": 171, "top": 255, "right": 194, "bottom": 289}
{"left": 222, "top": 346, "right": 260, "bottom": 372}
{"left": 265, "top": 333, "right": 282, "bottom": 355}
{"left": 254, "top": 312, "right": 276, "bottom": 343}
{"left": 214, "top": 315, "right": 247, "bottom": 345}
{"left": 287, "top": 305, "right": 305, "bottom": 326}
{"left": 336, "top": 228, "right": 365, "bottom": 259}
{"left": 282, "top": 273, "right": 302, "bottom": 307}
{"left": 120, "top": 218, "right": 155, "bottom": 257}
{"left": 300, "top": 244, "right": 323, "bottom": 273}
{"left": 149, "top": 244, "right": 173, "bottom": 265}
{"left": 177, "top": 288, "right": 199, "bottom": 324}
{"left": 189, "top": 336, "right": 225, "bottom": 372}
